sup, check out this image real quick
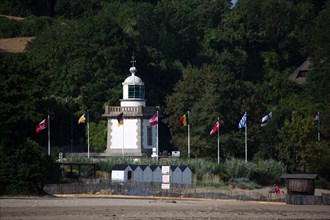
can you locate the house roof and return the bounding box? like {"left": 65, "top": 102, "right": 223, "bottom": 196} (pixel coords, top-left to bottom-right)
{"left": 129, "top": 165, "right": 139, "bottom": 170}
{"left": 179, "top": 166, "right": 188, "bottom": 172}
{"left": 280, "top": 174, "right": 318, "bottom": 180}
{"left": 112, "top": 164, "right": 129, "bottom": 171}
{"left": 149, "top": 165, "right": 160, "bottom": 171}
{"left": 289, "top": 59, "right": 311, "bottom": 85}
{"left": 139, "top": 165, "right": 149, "bottom": 170}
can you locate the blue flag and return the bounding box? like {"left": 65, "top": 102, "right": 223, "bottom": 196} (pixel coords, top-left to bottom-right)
{"left": 238, "top": 112, "right": 247, "bottom": 129}
{"left": 261, "top": 112, "right": 272, "bottom": 127}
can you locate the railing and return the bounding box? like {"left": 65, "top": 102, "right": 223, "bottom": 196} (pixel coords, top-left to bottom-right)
{"left": 103, "top": 106, "right": 158, "bottom": 117}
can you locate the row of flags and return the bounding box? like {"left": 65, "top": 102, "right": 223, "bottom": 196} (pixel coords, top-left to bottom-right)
{"left": 35, "top": 112, "right": 89, "bottom": 133}
{"left": 34, "top": 110, "right": 320, "bottom": 159}
{"left": 177, "top": 111, "right": 320, "bottom": 135}
{"left": 35, "top": 111, "right": 321, "bottom": 134}
{"left": 36, "top": 111, "right": 159, "bottom": 133}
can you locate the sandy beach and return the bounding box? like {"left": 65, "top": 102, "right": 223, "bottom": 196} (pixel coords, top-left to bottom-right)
{"left": 1, "top": 196, "right": 329, "bottom": 220}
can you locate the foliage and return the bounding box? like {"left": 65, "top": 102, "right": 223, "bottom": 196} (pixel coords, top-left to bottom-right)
{"left": 0, "top": 139, "right": 61, "bottom": 195}
{"left": 231, "top": 178, "right": 262, "bottom": 190}
{"left": 165, "top": 65, "right": 264, "bottom": 159}
{"left": 252, "top": 159, "right": 285, "bottom": 185}
{"left": 275, "top": 111, "right": 325, "bottom": 173}
{"left": 223, "top": 158, "right": 253, "bottom": 179}
{"left": 0, "top": 16, "right": 53, "bottom": 38}
{"left": 89, "top": 121, "right": 107, "bottom": 152}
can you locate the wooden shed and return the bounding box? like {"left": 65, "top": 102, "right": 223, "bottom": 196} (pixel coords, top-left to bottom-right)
{"left": 280, "top": 174, "right": 318, "bottom": 195}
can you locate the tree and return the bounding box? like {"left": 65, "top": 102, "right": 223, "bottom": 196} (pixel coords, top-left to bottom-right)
{"left": 165, "top": 65, "right": 264, "bottom": 159}
{"left": 276, "top": 111, "right": 323, "bottom": 173}
{"left": 89, "top": 121, "right": 107, "bottom": 152}
{"left": 0, "top": 139, "right": 61, "bottom": 195}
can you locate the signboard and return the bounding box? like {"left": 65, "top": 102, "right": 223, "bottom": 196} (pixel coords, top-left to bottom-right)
{"left": 172, "top": 151, "right": 180, "bottom": 157}
{"left": 162, "top": 174, "right": 170, "bottom": 183}
{"left": 162, "top": 166, "right": 170, "bottom": 175}
{"left": 161, "top": 183, "right": 170, "bottom": 189}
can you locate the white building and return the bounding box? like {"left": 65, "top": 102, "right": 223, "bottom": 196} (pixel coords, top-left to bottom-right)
{"left": 102, "top": 59, "right": 158, "bottom": 157}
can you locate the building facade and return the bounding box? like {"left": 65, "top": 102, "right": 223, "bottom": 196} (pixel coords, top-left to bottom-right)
{"left": 102, "top": 60, "right": 158, "bottom": 157}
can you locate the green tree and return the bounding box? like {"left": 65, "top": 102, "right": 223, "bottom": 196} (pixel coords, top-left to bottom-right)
{"left": 89, "top": 121, "right": 107, "bottom": 152}
{"left": 165, "top": 65, "right": 264, "bottom": 159}
{"left": 0, "top": 139, "right": 61, "bottom": 195}
{"left": 276, "top": 111, "right": 321, "bottom": 173}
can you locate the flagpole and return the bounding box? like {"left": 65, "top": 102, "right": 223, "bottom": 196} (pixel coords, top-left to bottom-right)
{"left": 87, "top": 111, "right": 90, "bottom": 158}
{"left": 318, "top": 111, "right": 320, "bottom": 141}
{"left": 245, "top": 112, "right": 247, "bottom": 162}
{"left": 156, "top": 111, "right": 159, "bottom": 161}
{"left": 217, "top": 118, "right": 220, "bottom": 165}
{"left": 187, "top": 111, "right": 190, "bottom": 158}
{"left": 48, "top": 114, "right": 50, "bottom": 156}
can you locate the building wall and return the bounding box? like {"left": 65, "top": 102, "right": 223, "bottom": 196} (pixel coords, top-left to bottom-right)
{"left": 109, "top": 118, "right": 139, "bottom": 149}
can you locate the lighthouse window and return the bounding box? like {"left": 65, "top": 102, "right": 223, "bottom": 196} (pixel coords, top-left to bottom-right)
{"left": 147, "top": 126, "right": 152, "bottom": 146}
{"left": 128, "top": 85, "right": 144, "bottom": 98}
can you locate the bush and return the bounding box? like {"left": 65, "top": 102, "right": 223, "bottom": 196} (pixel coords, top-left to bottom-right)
{"left": 0, "top": 139, "right": 61, "bottom": 195}
{"left": 0, "top": 16, "right": 53, "bottom": 38}
{"left": 224, "top": 158, "right": 253, "bottom": 179}
{"left": 252, "top": 159, "right": 285, "bottom": 185}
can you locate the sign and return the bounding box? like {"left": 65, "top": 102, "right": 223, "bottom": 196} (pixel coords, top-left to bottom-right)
{"left": 161, "top": 183, "right": 170, "bottom": 189}
{"left": 162, "top": 174, "right": 170, "bottom": 183}
{"left": 162, "top": 166, "right": 170, "bottom": 175}
{"left": 172, "top": 151, "right": 180, "bottom": 157}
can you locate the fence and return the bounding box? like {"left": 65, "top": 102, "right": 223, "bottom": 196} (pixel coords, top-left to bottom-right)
{"left": 44, "top": 179, "right": 286, "bottom": 202}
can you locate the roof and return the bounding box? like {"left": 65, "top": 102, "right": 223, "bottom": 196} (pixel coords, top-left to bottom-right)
{"left": 129, "top": 165, "right": 139, "bottom": 171}
{"left": 123, "top": 74, "right": 144, "bottom": 85}
{"left": 112, "top": 164, "right": 129, "bottom": 171}
{"left": 280, "top": 174, "right": 318, "bottom": 180}
{"left": 139, "top": 165, "right": 149, "bottom": 171}
{"left": 289, "top": 59, "right": 311, "bottom": 85}
{"left": 149, "top": 165, "right": 160, "bottom": 171}
{"left": 179, "top": 166, "right": 189, "bottom": 172}
{"left": 123, "top": 67, "right": 144, "bottom": 85}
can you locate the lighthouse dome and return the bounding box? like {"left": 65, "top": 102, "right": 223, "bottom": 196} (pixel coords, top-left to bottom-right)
{"left": 123, "top": 66, "right": 144, "bottom": 85}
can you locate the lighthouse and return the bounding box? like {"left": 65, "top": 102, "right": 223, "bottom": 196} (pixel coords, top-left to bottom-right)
{"left": 102, "top": 57, "right": 158, "bottom": 157}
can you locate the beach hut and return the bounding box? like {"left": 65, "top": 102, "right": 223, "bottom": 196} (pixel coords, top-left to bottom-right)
{"left": 171, "top": 166, "right": 182, "bottom": 184}
{"left": 111, "top": 164, "right": 132, "bottom": 182}
{"left": 150, "top": 165, "right": 162, "bottom": 182}
{"left": 180, "top": 166, "right": 192, "bottom": 185}
{"left": 141, "top": 165, "right": 153, "bottom": 182}
{"left": 131, "top": 165, "right": 143, "bottom": 182}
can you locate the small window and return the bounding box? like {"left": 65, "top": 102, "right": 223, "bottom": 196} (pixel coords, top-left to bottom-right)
{"left": 128, "top": 85, "right": 145, "bottom": 98}
{"left": 297, "top": 70, "right": 308, "bottom": 78}
{"left": 147, "top": 126, "right": 152, "bottom": 146}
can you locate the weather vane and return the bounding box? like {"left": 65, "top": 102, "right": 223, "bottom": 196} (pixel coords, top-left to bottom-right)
{"left": 131, "top": 52, "right": 136, "bottom": 67}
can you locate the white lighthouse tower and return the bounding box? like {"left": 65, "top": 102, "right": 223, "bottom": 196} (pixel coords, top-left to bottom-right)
{"left": 102, "top": 57, "right": 158, "bottom": 157}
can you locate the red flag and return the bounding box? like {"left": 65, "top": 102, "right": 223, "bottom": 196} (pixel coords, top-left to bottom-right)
{"left": 312, "top": 112, "right": 319, "bottom": 122}
{"left": 149, "top": 113, "right": 158, "bottom": 126}
{"left": 179, "top": 114, "right": 188, "bottom": 126}
{"left": 210, "top": 119, "right": 220, "bottom": 135}
{"left": 36, "top": 119, "right": 47, "bottom": 133}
